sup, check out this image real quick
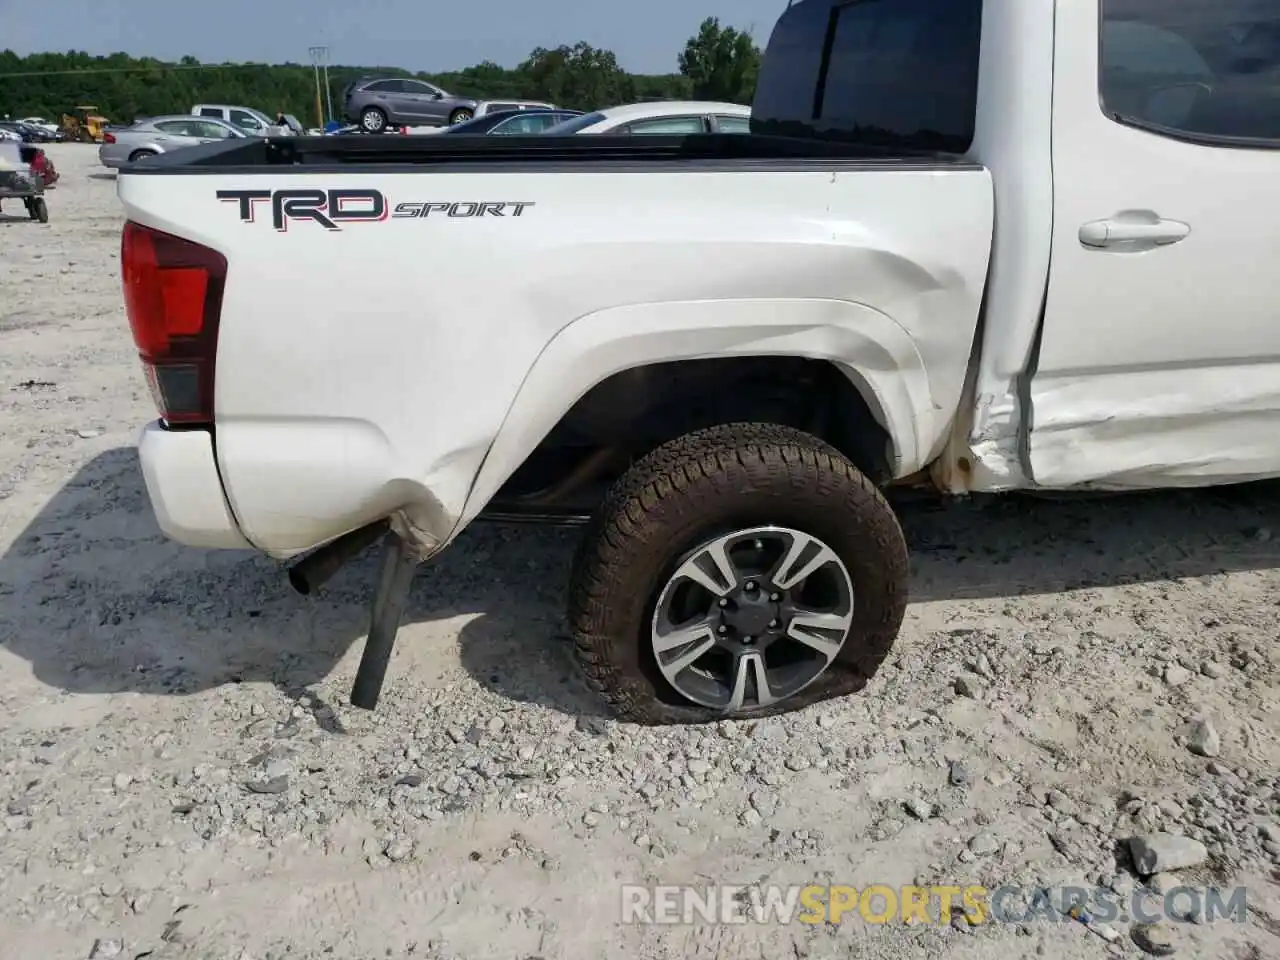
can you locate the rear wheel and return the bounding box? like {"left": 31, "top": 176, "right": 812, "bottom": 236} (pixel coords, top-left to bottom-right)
{"left": 128, "top": 149, "right": 155, "bottom": 162}
{"left": 31, "top": 198, "right": 48, "bottom": 223}
{"left": 568, "top": 423, "right": 909, "bottom": 725}
{"left": 449, "top": 109, "right": 473, "bottom": 125}
{"left": 360, "top": 107, "right": 387, "bottom": 133}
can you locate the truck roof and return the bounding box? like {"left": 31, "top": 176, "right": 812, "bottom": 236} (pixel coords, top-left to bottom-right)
{"left": 591, "top": 101, "right": 752, "bottom": 122}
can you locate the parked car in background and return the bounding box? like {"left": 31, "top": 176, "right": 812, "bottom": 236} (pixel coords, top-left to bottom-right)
{"left": 0, "top": 121, "right": 56, "bottom": 143}
{"left": 472, "top": 99, "right": 558, "bottom": 118}
{"left": 20, "top": 116, "right": 60, "bottom": 138}
{"left": 191, "top": 104, "right": 276, "bottom": 135}
{"left": 0, "top": 127, "right": 18, "bottom": 142}
{"left": 542, "top": 101, "right": 751, "bottom": 135}
{"left": 440, "top": 108, "right": 584, "bottom": 136}
{"left": 343, "top": 76, "right": 480, "bottom": 131}
{"left": 99, "top": 116, "right": 244, "bottom": 167}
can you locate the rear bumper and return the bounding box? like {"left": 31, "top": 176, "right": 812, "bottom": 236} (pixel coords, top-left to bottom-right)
{"left": 137, "top": 421, "right": 251, "bottom": 549}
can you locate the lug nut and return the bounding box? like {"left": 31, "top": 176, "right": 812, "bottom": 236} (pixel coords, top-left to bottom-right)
{"left": 718, "top": 598, "right": 728, "bottom": 607}
{"left": 769, "top": 619, "right": 779, "bottom": 629}
{"left": 717, "top": 625, "right": 727, "bottom": 634}
{"left": 770, "top": 593, "right": 781, "bottom": 601}
{"left": 745, "top": 581, "right": 757, "bottom": 592}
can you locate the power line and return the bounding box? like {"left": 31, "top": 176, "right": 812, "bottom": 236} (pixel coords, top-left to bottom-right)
{"left": 0, "top": 63, "right": 319, "bottom": 80}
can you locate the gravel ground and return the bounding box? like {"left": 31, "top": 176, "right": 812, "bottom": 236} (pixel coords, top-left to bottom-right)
{"left": 1, "top": 144, "right": 1278, "bottom": 960}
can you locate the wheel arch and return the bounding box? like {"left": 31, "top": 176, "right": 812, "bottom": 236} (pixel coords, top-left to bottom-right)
{"left": 454, "top": 297, "right": 936, "bottom": 533}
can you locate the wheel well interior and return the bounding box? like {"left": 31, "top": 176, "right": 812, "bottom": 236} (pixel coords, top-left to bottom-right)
{"left": 489, "top": 357, "right": 893, "bottom": 516}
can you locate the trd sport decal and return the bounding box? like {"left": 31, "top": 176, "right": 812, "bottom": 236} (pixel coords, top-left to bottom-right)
{"left": 216, "top": 188, "right": 534, "bottom": 231}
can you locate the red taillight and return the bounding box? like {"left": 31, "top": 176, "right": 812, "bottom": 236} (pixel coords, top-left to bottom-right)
{"left": 104, "top": 132, "right": 116, "bottom": 144}
{"left": 121, "top": 221, "right": 227, "bottom": 425}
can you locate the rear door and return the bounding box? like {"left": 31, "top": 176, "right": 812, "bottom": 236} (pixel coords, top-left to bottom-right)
{"left": 1027, "top": 0, "right": 1280, "bottom": 488}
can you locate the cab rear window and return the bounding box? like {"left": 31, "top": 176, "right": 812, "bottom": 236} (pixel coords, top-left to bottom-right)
{"left": 752, "top": 0, "right": 983, "bottom": 154}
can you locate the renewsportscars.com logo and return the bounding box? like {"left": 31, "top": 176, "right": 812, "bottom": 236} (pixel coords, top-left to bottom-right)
{"left": 216, "top": 188, "right": 535, "bottom": 231}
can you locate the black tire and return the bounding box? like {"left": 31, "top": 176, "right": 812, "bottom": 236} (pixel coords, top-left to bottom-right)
{"left": 33, "top": 198, "right": 48, "bottom": 223}
{"left": 360, "top": 107, "right": 387, "bottom": 133}
{"left": 568, "top": 422, "right": 909, "bottom": 725}
{"left": 128, "top": 149, "right": 155, "bottom": 162}
{"left": 448, "top": 109, "right": 473, "bottom": 125}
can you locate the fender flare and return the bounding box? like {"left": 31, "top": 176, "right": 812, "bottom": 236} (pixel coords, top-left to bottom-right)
{"left": 454, "top": 297, "right": 934, "bottom": 531}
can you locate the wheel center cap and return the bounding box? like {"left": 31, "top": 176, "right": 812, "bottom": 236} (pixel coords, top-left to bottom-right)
{"left": 724, "top": 591, "right": 776, "bottom": 636}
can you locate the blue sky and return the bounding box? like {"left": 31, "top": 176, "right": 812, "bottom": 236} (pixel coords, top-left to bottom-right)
{"left": 1, "top": 0, "right": 789, "bottom": 73}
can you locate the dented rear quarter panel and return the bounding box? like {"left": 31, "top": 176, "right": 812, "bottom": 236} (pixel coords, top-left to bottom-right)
{"left": 117, "top": 164, "right": 993, "bottom": 557}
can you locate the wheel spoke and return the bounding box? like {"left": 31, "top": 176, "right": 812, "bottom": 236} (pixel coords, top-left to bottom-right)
{"left": 726, "top": 651, "right": 774, "bottom": 711}
{"left": 771, "top": 532, "right": 839, "bottom": 591}
{"left": 663, "top": 635, "right": 718, "bottom": 677}
{"left": 786, "top": 609, "right": 852, "bottom": 661}
{"left": 653, "top": 618, "right": 715, "bottom": 654}
{"left": 674, "top": 537, "right": 739, "bottom": 597}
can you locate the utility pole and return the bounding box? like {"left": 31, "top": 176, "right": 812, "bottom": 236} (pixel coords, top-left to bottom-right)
{"left": 308, "top": 45, "right": 329, "bottom": 129}
{"left": 322, "top": 60, "right": 334, "bottom": 123}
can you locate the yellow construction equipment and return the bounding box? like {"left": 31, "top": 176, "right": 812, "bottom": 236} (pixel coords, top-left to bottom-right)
{"left": 59, "top": 106, "right": 109, "bottom": 143}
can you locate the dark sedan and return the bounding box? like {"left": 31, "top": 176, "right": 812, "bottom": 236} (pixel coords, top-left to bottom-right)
{"left": 438, "top": 108, "right": 583, "bottom": 136}
{"left": 0, "top": 121, "right": 56, "bottom": 143}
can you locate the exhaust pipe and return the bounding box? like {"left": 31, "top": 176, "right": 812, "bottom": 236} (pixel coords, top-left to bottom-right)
{"left": 288, "top": 519, "right": 390, "bottom": 595}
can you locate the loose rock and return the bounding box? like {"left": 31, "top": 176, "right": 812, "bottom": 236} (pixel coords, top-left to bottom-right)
{"left": 1128, "top": 834, "right": 1208, "bottom": 875}
{"left": 1131, "top": 923, "right": 1176, "bottom": 956}
{"left": 1186, "top": 717, "right": 1221, "bottom": 757}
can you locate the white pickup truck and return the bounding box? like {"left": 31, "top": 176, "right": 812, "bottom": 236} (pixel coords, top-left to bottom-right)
{"left": 117, "top": 0, "right": 1280, "bottom": 723}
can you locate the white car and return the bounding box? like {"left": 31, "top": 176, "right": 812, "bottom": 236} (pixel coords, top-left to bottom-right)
{"left": 115, "top": 0, "right": 1280, "bottom": 722}
{"left": 473, "top": 99, "right": 558, "bottom": 118}
{"left": 542, "top": 100, "right": 751, "bottom": 135}
{"left": 20, "top": 116, "right": 59, "bottom": 137}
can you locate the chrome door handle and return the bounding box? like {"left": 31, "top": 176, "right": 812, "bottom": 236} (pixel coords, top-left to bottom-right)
{"left": 1079, "top": 212, "right": 1190, "bottom": 249}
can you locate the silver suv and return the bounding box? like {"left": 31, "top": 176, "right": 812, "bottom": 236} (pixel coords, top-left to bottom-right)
{"left": 343, "top": 77, "right": 479, "bottom": 132}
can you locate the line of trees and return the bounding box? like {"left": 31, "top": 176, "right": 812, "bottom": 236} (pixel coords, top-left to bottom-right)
{"left": 0, "top": 19, "right": 762, "bottom": 126}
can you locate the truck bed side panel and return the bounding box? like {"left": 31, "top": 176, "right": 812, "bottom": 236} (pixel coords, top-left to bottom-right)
{"left": 118, "top": 163, "right": 992, "bottom": 555}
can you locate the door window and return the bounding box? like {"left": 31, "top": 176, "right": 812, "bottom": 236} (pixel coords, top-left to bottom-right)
{"left": 192, "top": 120, "right": 235, "bottom": 138}
{"left": 714, "top": 115, "right": 752, "bottom": 133}
{"left": 155, "top": 120, "right": 196, "bottom": 136}
{"left": 1100, "top": 0, "right": 1280, "bottom": 143}
{"left": 623, "top": 116, "right": 708, "bottom": 134}
{"left": 197, "top": 107, "right": 223, "bottom": 118}
{"left": 491, "top": 114, "right": 552, "bottom": 134}
{"left": 229, "top": 109, "right": 264, "bottom": 132}
{"left": 403, "top": 80, "right": 441, "bottom": 97}
{"left": 364, "top": 79, "right": 404, "bottom": 93}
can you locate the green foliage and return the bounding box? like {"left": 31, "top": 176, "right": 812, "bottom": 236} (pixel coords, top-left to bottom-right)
{"left": 0, "top": 34, "right": 738, "bottom": 125}
{"left": 677, "top": 17, "right": 761, "bottom": 103}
